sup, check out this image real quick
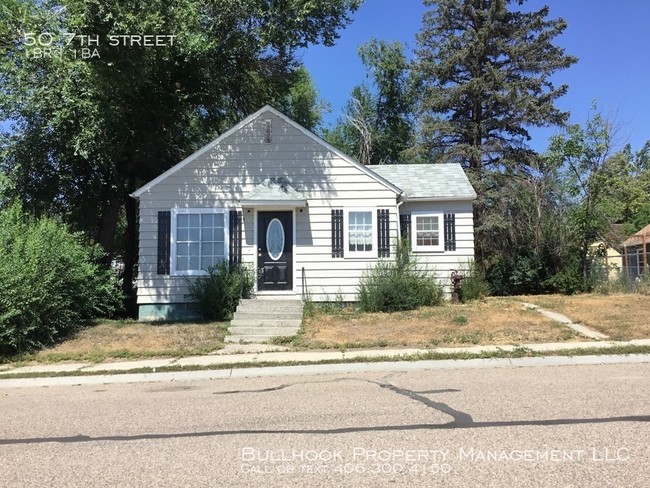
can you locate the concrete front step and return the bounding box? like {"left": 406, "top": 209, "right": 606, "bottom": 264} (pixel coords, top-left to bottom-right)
{"left": 236, "top": 299, "right": 303, "bottom": 312}
{"left": 233, "top": 311, "right": 303, "bottom": 320}
{"left": 225, "top": 335, "right": 295, "bottom": 343}
{"left": 230, "top": 319, "right": 301, "bottom": 328}
{"left": 235, "top": 306, "right": 304, "bottom": 315}
{"left": 225, "top": 299, "right": 304, "bottom": 344}
{"left": 228, "top": 326, "right": 300, "bottom": 336}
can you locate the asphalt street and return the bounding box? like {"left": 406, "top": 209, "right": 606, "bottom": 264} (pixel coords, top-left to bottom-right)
{"left": 1, "top": 362, "right": 649, "bottom": 487}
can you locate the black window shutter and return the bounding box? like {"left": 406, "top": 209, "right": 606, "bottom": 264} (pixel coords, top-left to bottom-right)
{"left": 229, "top": 210, "right": 242, "bottom": 266}
{"left": 157, "top": 211, "right": 171, "bottom": 275}
{"left": 399, "top": 213, "right": 411, "bottom": 239}
{"left": 377, "top": 209, "right": 390, "bottom": 257}
{"left": 331, "top": 209, "right": 344, "bottom": 258}
{"left": 444, "top": 213, "right": 456, "bottom": 251}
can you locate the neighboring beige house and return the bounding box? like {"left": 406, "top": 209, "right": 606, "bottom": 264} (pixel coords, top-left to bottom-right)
{"left": 621, "top": 223, "right": 650, "bottom": 279}
{"left": 130, "top": 106, "right": 476, "bottom": 320}
{"left": 590, "top": 242, "right": 623, "bottom": 280}
{"left": 589, "top": 224, "right": 625, "bottom": 280}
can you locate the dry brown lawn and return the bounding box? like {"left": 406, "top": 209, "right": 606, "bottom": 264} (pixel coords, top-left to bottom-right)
{"left": 517, "top": 294, "right": 650, "bottom": 341}
{"left": 301, "top": 297, "right": 585, "bottom": 349}
{"left": 30, "top": 320, "right": 228, "bottom": 362}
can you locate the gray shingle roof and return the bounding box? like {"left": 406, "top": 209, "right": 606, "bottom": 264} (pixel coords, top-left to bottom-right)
{"left": 241, "top": 177, "right": 306, "bottom": 203}
{"left": 367, "top": 163, "right": 476, "bottom": 200}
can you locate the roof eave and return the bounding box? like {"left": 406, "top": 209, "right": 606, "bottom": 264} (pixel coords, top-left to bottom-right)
{"left": 131, "top": 106, "right": 276, "bottom": 198}
{"left": 239, "top": 199, "right": 308, "bottom": 208}
{"left": 131, "top": 105, "right": 404, "bottom": 198}
{"left": 402, "top": 194, "right": 477, "bottom": 202}
{"left": 261, "top": 106, "right": 403, "bottom": 196}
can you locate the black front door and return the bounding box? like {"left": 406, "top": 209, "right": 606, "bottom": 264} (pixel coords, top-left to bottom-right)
{"left": 257, "top": 211, "right": 293, "bottom": 291}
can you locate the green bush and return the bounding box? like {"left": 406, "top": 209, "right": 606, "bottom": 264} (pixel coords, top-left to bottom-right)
{"left": 0, "top": 204, "right": 123, "bottom": 356}
{"left": 187, "top": 260, "right": 255, "bottom": 321}
{"left": 357, "top": 239, "right": 443, "bottom": 312}
{"left": 458, "top": 260, "right": 491, "bottom": 302}
{"left": 594, "top": 269, "right": 650, "bottom": 296}
{"left": 542, "top": 253, "right": 585, "bottom": 295}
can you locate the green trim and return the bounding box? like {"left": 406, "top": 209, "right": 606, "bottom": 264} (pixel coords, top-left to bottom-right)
{"left": 138, "top": 303, "right": 201, "bottom": 321}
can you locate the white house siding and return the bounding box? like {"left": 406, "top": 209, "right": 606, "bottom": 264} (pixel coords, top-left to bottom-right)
{"left": 400, "top": 200, "right": 475, "bottom": 294}
{"left": 294, "top": 200, "right": 398, "bottom": 302}
{"left": 136, "top": 111, "right": 400, "bottom": 317}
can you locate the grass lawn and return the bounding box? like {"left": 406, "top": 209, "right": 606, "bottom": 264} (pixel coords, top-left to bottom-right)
{"left": 12, "top": 320, "right": 229, "bottom": 363}
{"left": 516, "top": 293, "right": 650, "bottom": 341}
{"left": 295, "top": 297, "right": 585, "bottom": 349}
{"left": 8, "top": 293, "right": 648, "bottom": 365}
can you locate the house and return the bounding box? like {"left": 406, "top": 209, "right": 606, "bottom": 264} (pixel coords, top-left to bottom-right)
{"left": 621, "top": 223, "right": 650, "bottom": 279}
{"left": 589, "top": 224, "right": 625, "bottom": 281}
{"left": 131, "top": 106, "right": 476, "bottom": 321}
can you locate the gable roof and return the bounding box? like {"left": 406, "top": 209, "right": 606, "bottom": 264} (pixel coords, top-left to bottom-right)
{"left": 240, "top": 177, "right": 307, "bottom": 207}
{"left": 131, "top": 105, "right": 402, "bottom": 198}
{"left": 622, "top": 223, "right": 650, "bottom": 247}
{"left": 367, "top": 163, "right": 477, "bottom": 201}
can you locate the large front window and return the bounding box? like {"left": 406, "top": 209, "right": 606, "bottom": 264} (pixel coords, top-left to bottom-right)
{"left": 345, "top": 209, "right": 376, "bottom": 257}
{"left": 171, "top": 209, "right": 228, "bottom": 274}
{"left": 412, "top": 212, "right": 442, "bottom": 252}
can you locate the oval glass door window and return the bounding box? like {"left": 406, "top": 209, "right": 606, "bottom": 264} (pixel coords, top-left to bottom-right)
{"left": 266, "top": 218, "right": 285, "bottom": 261}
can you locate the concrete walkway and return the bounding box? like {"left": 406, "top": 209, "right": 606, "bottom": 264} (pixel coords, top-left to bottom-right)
{"left": 1, "top": 338, "right": 649, "bottom": 378}
{"left": 521, "top": 302, "right": 610, "bottom": 339}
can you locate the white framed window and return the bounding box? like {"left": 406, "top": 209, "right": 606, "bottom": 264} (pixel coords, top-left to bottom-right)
{"left": 344, "top": 208, "right": 377, "bottom": 258}
{"left": 171, "top": 208, "right": 229, "bottom": 275}
{"left": 411, "top": 211, "right": 443, "bottom": 252}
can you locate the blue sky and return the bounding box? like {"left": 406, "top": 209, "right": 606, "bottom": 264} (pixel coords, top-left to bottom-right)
{"left": 299, "top": 0, "right": 650, "bottom": 154}
{"left": 3, "top": 2, "right": 648, "bottom": 155}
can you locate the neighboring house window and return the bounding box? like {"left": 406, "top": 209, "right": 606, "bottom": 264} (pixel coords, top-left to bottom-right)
{"left": 412, "top": 212, "right": 443, "bottom": 252}
{"left": 344, "top": 209, "right": 377, "bottom": 257}
{"left": 171, "top": 208, "right": 228, "bottom": 275}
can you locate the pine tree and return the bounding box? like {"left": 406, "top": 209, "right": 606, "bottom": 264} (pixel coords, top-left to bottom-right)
{"left": 415, "top": 0, "right": 576, "bottom": 172}
{"left": 413, "top": 0, "right": 577, "bottom": 263}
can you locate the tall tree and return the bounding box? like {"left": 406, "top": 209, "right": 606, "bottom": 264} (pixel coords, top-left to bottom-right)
{"left": 0, "top": 0, "right": 360, "bottom": 314}
{"left": 275, "top": 66, "right": 328, "bottom": 132}
{"left": 413, "top": 0, "right": 577, "bottom": 263}
{"left": 325, "top": 85, "right": 375, "bottom": 164}
{"left": 546, "top": 110, "right": 645, "bottom": 287}
{"left": 483, "top": 155, "right": 577, "bottom": 294}
{"left": 324, "top": 38, "right": 414, "bottom": 165}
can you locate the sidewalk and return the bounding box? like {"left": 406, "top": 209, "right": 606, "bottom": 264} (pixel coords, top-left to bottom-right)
{"left": 2, "top": 338, "right": 650, "bottom": 378}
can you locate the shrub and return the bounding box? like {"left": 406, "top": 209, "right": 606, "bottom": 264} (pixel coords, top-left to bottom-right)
{"left": 357, "top": 239, "right": 443, "bottom": 312}
{"left": 542, "top": 253, "right": 585, "bottom": 295}
{"left": 187, "top": 260, "right": 255, "bottom": 321}
{"left": 594, "top": 269, "right": 650, "bottom": 295}
{"left": 0, "top": 204, "right": 123, "bottom": 357}
{"left": 458, "top": 260, "right": 491, "bottom": 302}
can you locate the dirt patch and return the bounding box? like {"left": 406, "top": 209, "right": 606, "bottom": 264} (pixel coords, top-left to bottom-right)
{"left": 517, "top": 294, "right": 650, "bottom": 341}
{"left": 301, "top": 298, "right": 585, "bottom": 348}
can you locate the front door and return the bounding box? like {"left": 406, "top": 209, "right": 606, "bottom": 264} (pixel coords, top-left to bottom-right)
{"left": 257, "top": 211, "right": 293, "bottom": 291}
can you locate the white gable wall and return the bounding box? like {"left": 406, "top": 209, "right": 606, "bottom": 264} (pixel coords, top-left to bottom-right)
{"left": 400, "top": 200, "right": 475, "bottom": 293}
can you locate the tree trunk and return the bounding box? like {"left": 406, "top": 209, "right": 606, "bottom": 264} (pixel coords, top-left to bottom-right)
{"left": 97, "top": 191, "right": 122, "bottom": 264}
{"left": 473, "top": 203, "right": 484, "bottom": 268}
{"left": 122, "top": 180, "right": 138, "bottom": 318}
{"left": 581, "top": 239, "right": 589, "bottom": 288}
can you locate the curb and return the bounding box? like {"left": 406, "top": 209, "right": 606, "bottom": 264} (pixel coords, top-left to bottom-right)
{"left": 3, "top": 339, "right": 650, "bottom": 378}
{"left": 1, "top": 353, "right": 650, "bottom": 389}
